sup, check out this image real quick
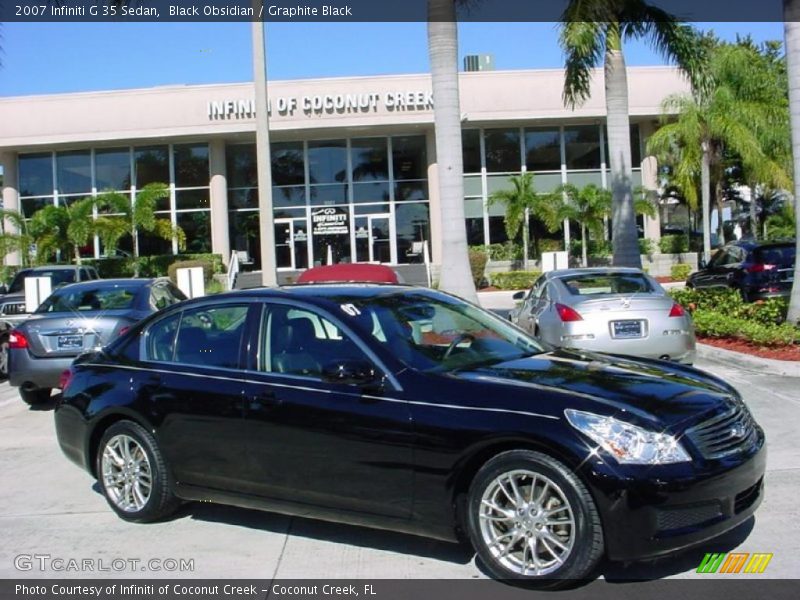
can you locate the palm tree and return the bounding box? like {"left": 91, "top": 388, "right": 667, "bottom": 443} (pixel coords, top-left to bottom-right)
{"left": 428, "top": 0, "right": 477, "bottom": 302}
{"left": 0, "top": 208, "right": 34, "bottom": 267}
{"left": 559, "top": 0, "right": 706, "bottom": 269}
{"left": 542, "top": 184, "right": 611, "bottom": 268}
{"left": 93, "top": 183, "right": 186, "bottom": 276}
{"left": 26, "top": 198, "right": 95, "bottom": 265}
{"left": 783, "top": 0, "right": 800, "bottom": 324}
{"left": 488, "top": 173, "right": 543, "bottom": 270}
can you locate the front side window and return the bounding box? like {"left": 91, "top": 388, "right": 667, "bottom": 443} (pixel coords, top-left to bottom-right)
{"left": 151, "top": 283, "right": 186, "bottom": 311}
{"left": 262, "top": 304, "right": 370, "bottom": 378}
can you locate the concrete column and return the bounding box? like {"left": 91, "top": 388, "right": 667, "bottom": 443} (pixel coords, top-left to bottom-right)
{"left": 639, "top": 121, "right": 662, "bottom": 243}
{"left": 0, "top": 151, "right": 22, "bottom": 266}
{"left": 425, "top": 128, "right": 442, "bottom": 265}
{"left": 208, "top": 139, "right": 231, "bottom": 266}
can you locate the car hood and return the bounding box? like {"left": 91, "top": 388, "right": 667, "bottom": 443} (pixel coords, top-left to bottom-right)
{"left": 453, "top": 348, "right": 737, "bottom": 431}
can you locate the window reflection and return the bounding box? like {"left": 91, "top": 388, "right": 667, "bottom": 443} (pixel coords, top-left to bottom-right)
{"left": 174, "top": 144, "right": 209, "bottom": 188}
{"left": 564, "top": 126, "right": 600, "bottom": 170}
{"left": 524, "top": 129, "right": 561, "bottom": 172}
{"left": 95, "top": 148, "right": 131, "bottom": 191}
{"left": 135, "top": 146, "right": 169, "bottom": 187}
{"left": 308, "top": 140, "right": 347, "bottom": 184}
{"left": 56, "top": 151, "right": 92, "bottom": 195}
{"left": 484, "top": 129, "right": 521, "bottom": 173}
{"left": 19, "top": 153, "right": 53, "bottom": 197}
{"left": 351, "top": 138, "right": 388, "bottom": 182}
{"left": 392, "top": 136, "right": 427, "bottom": 180}
{"left": 462, "top": 129, "right": 482, "bottom": 174}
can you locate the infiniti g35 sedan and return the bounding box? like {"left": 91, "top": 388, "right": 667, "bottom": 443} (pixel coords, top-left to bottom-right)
{"left": 54, "top": 285, "right": 764, "bottom": 586}
{"left": 509, "top": 268, "right": 696, "bottom": 364}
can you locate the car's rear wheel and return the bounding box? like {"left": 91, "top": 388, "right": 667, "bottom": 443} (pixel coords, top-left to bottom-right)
{"left": 466, "top": 450, "right": 603, "bottom": 587}
{"left": 19, "top": 387, "right": 52, "bottom": 405}
{"left": 96, "top": 420, "right": 180, "bottom": 522}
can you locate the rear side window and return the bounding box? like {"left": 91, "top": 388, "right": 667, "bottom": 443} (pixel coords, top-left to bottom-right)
{"left": 754, "top": 245, "right": 795, "bottom": 266}
{"left": 559, "top": 273, "right": 654, "bottom": 296}
{"left": 145, "top": 312, "right": 181, "bottom": 362}
{"left": 36, "top": 285, "right": 140, "bottom": 313}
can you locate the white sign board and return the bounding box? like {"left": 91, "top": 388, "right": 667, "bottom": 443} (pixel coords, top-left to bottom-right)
{"left": 541, "top": 251, "right": 569, "bottom": 273}
{"left": 176, "top": 267, "right": 205, "bottom": 299}
{"left": 24, "top": 276, "right": 52, "bottom": 313}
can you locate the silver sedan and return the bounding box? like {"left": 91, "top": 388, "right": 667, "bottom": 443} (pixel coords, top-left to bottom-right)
{"left": 509, "top": 268, "right": 696, "bottom": 364}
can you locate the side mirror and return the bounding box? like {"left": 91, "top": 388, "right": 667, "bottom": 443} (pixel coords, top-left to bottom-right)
{"left": 322, "top": 359, "right": 379, "bottom": 386}
{"left": 512, "top": 291, "right": 526, "bottom": 301}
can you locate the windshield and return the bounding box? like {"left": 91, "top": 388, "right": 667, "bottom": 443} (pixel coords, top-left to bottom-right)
{"left": 558, "top": 273, "right": 654, "bottom": 296}
{"left": 342, "top": 291, "right": 543, "bottom": 372}
{"left": 36, "top": 284, "right": 139, "bottom": 313}
{"left": 9, "top": 269, "right": 76, "bottom": 293}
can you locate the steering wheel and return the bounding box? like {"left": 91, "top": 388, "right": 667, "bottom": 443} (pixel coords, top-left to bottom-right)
{"left": 443, "top": 333, "right": 476, "bottom": 360}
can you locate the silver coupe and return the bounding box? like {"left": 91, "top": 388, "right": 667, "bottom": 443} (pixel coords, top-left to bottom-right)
{"left": 509, "top": 268, "right": 696, "bottom": 364}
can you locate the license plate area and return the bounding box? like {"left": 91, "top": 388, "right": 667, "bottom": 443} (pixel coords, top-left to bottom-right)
{"left": 611, "top": 320, "right": 645, "bottom": 339}
{"left": 57, "top": 334, "right": 83, "bottom": 350}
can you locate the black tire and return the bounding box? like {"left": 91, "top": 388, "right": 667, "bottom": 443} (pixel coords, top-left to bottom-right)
{"left": 466, "top": 450, "right": 604, "bottom": 588}
{"left": 19, "top": 387, "right": 52, "bottom": 406}
{"left": 0, "top": 335, "right": 9, "bottom": 381}
{"left": 96, "top": 420, "right": 180, "bottom": 523}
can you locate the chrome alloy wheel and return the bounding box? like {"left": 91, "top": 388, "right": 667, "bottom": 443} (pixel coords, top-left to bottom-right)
{"left": 101, "top": 434, "right": 153, "bottom": 513}
{"left": 478, "top": 469, "right": 575, "bottom": 576}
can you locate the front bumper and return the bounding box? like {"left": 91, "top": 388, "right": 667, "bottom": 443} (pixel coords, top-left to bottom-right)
{"left": 583, "top": 433, "right": 766, "bottom": 562}
{"left": 8, "top": 348, "right": 75, "bottom": 390}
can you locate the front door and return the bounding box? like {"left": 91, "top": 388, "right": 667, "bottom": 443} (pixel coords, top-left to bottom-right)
{"left": 241, "top": 301, "right": 414, "bottom": 517}
{"left": 275, "top": 219, "right": 310, "bottom": 270}
{"left": 354, "top": 214, "right": 391, "bottom": 263}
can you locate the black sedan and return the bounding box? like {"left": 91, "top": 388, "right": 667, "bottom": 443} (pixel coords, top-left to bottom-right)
{"left": 9, "top": 278, "right": 185, "bottom": 405}
{"left": 54, "top": 285, "right": 765, "bottom": 585}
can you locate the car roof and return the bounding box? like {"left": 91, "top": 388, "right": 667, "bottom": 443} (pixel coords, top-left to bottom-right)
{"left": 50, "top": 278, "right": 159, "bottom": 291}
{"left": 545, "top": 267, "right": 646, "bottom": 280}
{"left": 296, "top": 264, "right": 401, "bottom": 284}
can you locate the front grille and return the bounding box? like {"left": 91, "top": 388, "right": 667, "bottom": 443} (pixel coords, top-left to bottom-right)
{"left": 735, "top": 478, "right": 763, "bottom": 513}
{"left": 685, "top": 400, "right": 759, "bottom": 460}
{"left": 0, "top": 302, "right": 27, "bottom": 316}
{"left": 656, "top": 502, "right": 723, "bottom": 532}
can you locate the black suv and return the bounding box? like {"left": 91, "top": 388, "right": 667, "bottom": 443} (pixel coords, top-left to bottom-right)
{"left": 0, "top": 265, "right": 100, "bottom": 378}
{"left": 688, "top": 240, "right": 796, "bottom": 301}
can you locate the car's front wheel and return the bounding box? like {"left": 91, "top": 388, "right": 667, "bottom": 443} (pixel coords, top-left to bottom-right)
{"left": 466, "top": 450, "right": 604, "bottom": 587}
{"left": 96, "top": 420, "right": 180, "bottom": 522}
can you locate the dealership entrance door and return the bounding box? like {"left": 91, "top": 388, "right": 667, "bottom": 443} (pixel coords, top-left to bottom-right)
{"left": 274, "top": 218, "right": 309, "bottom": 270}
{"left": 354, "top": 214, "right": 392, "bottom": 263}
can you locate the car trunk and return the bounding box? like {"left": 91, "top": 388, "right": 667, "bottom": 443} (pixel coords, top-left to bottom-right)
{"left": 21, "top": 312, "right": 132, "bottom": 358}
{"left": 754, "top": 244, "right": 795, "bottom": 284}
{"left": 569, "top": 295, "right": 676, "bottom": 339}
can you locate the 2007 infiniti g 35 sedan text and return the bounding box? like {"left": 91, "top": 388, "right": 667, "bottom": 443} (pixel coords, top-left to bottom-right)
{"left": 54, "top": 285, "right": 765, "bottom": 586}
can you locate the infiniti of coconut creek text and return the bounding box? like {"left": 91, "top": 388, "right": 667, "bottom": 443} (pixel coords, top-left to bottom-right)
{"left": 19, "top": 3, "right": 354, "bottom": 19}
{"left": 14, "top": 583, "right": 379, "bottom": 598}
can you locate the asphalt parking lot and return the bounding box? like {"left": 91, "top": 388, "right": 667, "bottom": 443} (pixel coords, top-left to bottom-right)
{"left": 0, "top": 352, "right": 798, "bottom": 584}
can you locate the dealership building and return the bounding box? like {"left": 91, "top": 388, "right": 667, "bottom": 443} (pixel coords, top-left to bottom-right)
{"left": 0, "top": 66, "right": 688, "bottom": 282}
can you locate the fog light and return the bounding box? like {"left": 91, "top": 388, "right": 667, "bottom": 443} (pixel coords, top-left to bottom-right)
{"left": 561, "top": 334, "right": 595, "bottom": 341}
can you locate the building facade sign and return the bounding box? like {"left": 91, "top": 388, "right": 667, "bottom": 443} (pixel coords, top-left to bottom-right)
{"left": 208, "top": 90, "right": 434, "bottom": 120}
{"left": 312, "top": 207, "right": 349, "bottom": 236}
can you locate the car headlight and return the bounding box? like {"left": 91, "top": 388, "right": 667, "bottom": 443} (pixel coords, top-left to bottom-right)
{"left": 565, "top": 409, "right": 690, "bottom": 465}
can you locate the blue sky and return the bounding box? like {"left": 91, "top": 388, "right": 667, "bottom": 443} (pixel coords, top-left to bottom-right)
{"left": 0, "top": 21, "right": 786, "bottom": 97}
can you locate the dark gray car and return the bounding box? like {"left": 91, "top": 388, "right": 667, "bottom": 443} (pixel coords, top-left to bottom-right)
{"left": 8, "top": 278, "right": 186, "bottom": 405}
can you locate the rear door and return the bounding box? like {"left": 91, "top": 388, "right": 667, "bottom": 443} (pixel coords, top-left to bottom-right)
{"left": 139, "top": 302, "right": 253, "bottom": 492}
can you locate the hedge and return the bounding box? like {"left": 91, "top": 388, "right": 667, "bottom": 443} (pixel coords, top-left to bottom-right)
{"left": 167, "top": 259, "right": 216, "bottom": 284}
{"left": 670, "top": 264, "right": 692, "bottom": 281}
{"left": 490, "top": 270, "right": 541, "bottom": 290}
{"left": 468, "top": 248, "right": 488, "bottom": 288}
{"left": 84, "top": 253, "right": 224, "bottom": 279}
{"left": 660, "top": 234, "right": 690, "bottom": 254}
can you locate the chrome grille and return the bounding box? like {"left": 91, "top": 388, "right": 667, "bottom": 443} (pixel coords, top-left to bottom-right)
{"left": 0, "top": 302, "right": 27, "bottom": 316}
{"left": 686, "top": 400, "right": 758, "bottom": 460}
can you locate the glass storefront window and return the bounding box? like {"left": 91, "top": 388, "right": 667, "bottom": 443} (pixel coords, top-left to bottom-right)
{"left": 464, "top": 197, "right": 485, "bottom": 246}
{"left": 392, "top": 136, "right": 427, "bottom": 180}
{"left": 524, "top": 128, "right": 561, "bottom": 172}
{"left": 309, "top": 184, "right": 349, "bottom": 205}
{"left": 226, "top": 144, "right": 257, "bottom": 189}
{"left": 95, "top": 148, "right": 131, "bottom": 191}
{"left": 462, "top": 129, "right": 482, "bottom": 173}
{"left": 351, "top": 138, "right": 388, "bottom": 182}
{"left": 56, "top": 151, "right": 91, "bottom": 195}
{"left": 135, "top": 146, "right": 169, "bottom": 187}
{"left": 177, "top": 211, "right": 212, "bottom": 254}
{"left": 175, "top": 189, "right": 209, "bottom": 210}
{"left": 489, "top": 216, "right": 509, "bottom": 244}
{"left": 395, "top": 181, "right": 427, "bottom": 202}
{"left": 229, "top": 210, "right": 261, "bottom": 268}
{"left": 19, "top": 153, "right": 53, "bottom": 197}
{"left": 273, "top": 185, "right": 306, "bottom": 208}
{"left": 564, "top": 126, "right": 600, "bottom": 170}
{"left": 272, "top": 142, "right": 305, "bottom": 186}
{"left": 229, "top": 188, "right": 258, "bottom": 210}
{"left": 484, "top": 129, "right": 521, "bottom": 173}
{"left": 353, "top": 181, "right": 390, "bottom": 203}
{"left": 395, "top": 202, "right": 430, "bottom": 264}
{"left": 630, "top": 124, "right": 641, "bottom": 167}
{"left": 21, "top": 197, "right": 52, "bottom": 218}
{"left": 138, "top": 216, "right": 173, "bottom": 256}
{"left": 174, "top": 144, "right": 209, "bottom": 188}
{"left": 308, "top": 140, "right": 347, "bottom": 184}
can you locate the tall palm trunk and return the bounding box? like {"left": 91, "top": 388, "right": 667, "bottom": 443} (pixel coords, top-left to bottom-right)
{"left": 783, "top": 2, "right": 800, "bottom": 324}
{"left": 604, "top": 30, "right": 641, "bottom": 269}
{"left": 701, "top": 141, "right": 712, "bottom": 262}
{"left": 428, "top": 0, "right": 476, "bottom": 302}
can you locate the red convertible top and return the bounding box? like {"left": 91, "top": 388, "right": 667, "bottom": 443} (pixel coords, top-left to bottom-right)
{"left": 296, "top": 263, "right": 402, "bottom": 285}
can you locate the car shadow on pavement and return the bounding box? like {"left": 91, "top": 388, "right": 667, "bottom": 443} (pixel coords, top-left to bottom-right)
{"left": 183, "top": 502, "right": 474, "bottom": 565}
{"left": 28, "top": 397, "right": 58, "bottom": 411}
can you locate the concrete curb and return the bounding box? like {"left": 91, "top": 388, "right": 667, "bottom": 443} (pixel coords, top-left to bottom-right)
{"left": 696, "top": 343, "right": 800, "bottom": 378}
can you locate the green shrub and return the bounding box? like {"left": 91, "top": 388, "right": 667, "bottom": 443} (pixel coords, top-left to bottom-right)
{"left": 86, "top": 253, "right": 223, "bottom": 279}
{"left": 692, "top": 309, "right": 799, "bottom": 347}
{"left": 538, "top": 238, "right": 564, "bottom": 254}
{"left": 569, "top": 239, "right": 612, "bottom": 258}
{"left": 470, "top": 242, "right": 523, "bottom": 262}
{"left": 639, "top": 238, "right": 656, "bottom": 257}
{"left": 468, "top": 248, "right": 488, "bottom": 288}
{"left": 670, "top": 264, "right": 692, "bottom": 281}
{"left": 167, "top": 259, "right": 215, "bottom": 284}
{"left": 660, "top": 234, "right": 690, "bottom": 254}
{"left": 491, "top": 270, "right": 541, "bottom": 290}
